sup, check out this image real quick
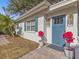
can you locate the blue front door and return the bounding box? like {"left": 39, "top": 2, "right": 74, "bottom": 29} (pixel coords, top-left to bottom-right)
{"left": 52, "top": 15, "right": 65, "bottom": 47}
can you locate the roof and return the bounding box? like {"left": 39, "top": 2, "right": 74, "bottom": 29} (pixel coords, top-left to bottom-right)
{"left": 16, "top": 0, "right": 77, "bottom": 22}
{"left": 17, "top": 0, "right": 51, "bottom": 22}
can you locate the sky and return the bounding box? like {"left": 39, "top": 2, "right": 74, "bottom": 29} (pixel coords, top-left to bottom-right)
{"left": 0, "top": 0, "right": 18, "bottom": 20}
{"left": 0, "top": 0, "right": 9, "bottom": 14}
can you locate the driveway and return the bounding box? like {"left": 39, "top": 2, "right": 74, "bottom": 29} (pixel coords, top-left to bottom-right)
{"left": 19, "top": 46, "right": 67, "bottom": 59}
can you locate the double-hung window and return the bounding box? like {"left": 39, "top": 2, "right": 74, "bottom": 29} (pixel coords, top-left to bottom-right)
{"left": 27, "top": 21, "right": 31, "bottom": 31}
{"left": 24, "top": 22, "right": 27, "bottom": 31}
{"left": 26, "top": 20, "right": 35, "bottom": 31}
{"left": 31, "top": 20, "right": 35, "bottom": 31}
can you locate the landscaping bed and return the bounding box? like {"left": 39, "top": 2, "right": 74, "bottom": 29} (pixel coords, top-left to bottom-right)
{"left": 0, "top": 35, "right": 38, "bottom": 59}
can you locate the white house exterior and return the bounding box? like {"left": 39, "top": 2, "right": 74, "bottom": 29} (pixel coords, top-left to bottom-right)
{"left": 16, "top": 0, "right": 78, "bottom": 47}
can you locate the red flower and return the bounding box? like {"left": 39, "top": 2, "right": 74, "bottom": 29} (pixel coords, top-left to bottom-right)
{"left": 63, "top": 31, "right": 75, "bottom": 43}
{"left": 66, "top": 37, "right": 75, "bottom": 43}
{"left": 38, "top": 31, "right": 44, "bottom": 37}
{"left": 63, "top": 31, "right": 73, "bottom": 39}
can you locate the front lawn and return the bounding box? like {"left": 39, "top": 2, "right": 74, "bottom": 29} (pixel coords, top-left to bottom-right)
{"left": 0, "top": 35, "right": 38, "bottom": 59}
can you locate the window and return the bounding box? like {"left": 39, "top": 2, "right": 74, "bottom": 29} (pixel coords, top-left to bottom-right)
{"left": 67, "top": 14, "right": 73, "bottom": 26}
{"left": 27, "top": 21, "right": 31, "bottom": 31}
{"left": 26, "top": 20, "right": 35, "bottom": 31}
{"left": 31, "top": 21, "right": 35, "bottom": 31}
{"left": 53, "top": 17, "right": 63, "bottom": 24}
{"left": 24, "top": 22, "right": 26, "bottom": 31}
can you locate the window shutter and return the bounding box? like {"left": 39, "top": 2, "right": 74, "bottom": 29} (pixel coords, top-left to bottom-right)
{"left": 35, "top": 17, "right": 38, "bottom": 32}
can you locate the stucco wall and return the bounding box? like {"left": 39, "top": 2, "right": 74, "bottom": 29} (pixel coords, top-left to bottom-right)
{"left": 21, "top": 32, "right": 40, "bottom": 42}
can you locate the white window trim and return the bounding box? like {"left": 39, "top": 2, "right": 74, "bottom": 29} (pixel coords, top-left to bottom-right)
{"left": 26, "top": 20, "right": 36, "bottom": 32}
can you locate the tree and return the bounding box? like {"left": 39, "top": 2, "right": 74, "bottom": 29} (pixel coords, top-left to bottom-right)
{"left": 7, "top": 0, "right": 43, "bottom": 15}
{"left": 0, "top": 14, "right": 15, "bottom": 36}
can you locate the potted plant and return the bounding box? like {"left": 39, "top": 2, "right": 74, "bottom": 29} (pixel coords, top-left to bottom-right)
{"left": 38, "top": 31, "right": 47, "bottom": 47}
{"left": 63, "top": 31, "right": 75, "bottom": 59}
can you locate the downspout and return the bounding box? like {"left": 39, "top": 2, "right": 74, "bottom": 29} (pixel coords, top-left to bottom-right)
{"left": 77, "top": 0, "right": 79, "bottom": 37}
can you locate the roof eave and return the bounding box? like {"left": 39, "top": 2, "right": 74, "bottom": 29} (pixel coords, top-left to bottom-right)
{"left": 16, "top": 0, "right": 51, "bottom": 22}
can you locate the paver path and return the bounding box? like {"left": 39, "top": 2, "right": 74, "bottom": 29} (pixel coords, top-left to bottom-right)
{"left": 19, "top": 47, "right": 68, "bottom": 59}
{"left": 0, "top": 35, "right": 9, "bottom": 45}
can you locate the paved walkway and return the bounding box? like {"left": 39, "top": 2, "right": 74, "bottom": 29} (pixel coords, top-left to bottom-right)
{"left": 19, "top": 47, "right": 67, "bottom": 59}
{"left": 0, "top": 35, "right": 9, "bottom": 45}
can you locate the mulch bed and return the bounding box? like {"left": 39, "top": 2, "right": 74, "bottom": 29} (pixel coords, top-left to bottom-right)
{"left": 0, "top": 35, "right": 38, "bottom": 59}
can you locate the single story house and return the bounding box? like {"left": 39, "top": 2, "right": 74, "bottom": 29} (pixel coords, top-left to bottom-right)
{"left": 16, "top": 0, "right": 78, "bottom": 47}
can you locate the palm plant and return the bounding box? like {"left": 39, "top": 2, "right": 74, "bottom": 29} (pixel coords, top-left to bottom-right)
{"left": 0, "top": 14, "right": 15, "bottom": 36}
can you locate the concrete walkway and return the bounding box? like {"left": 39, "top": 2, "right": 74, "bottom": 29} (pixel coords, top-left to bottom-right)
{"left": 0, "top": 35, "right": 9, "bottom": 45}
{"left": 19, "top": 47, "right": 67, "bottom": 59}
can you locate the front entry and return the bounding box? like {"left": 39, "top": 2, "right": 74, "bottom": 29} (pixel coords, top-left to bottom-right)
{"left": 52, "top": 15, "right": 65, "bottom": 47}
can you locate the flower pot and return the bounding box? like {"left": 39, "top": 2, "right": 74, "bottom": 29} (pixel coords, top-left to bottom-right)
{"left": 64, "top": 47, "right": 75, "bottom": 59}
{"left": 39, "top": 40, "right": 44, "bottom": 47}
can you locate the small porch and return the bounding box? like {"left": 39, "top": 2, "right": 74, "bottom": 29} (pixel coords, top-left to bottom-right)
{"left": 45, "top": 0, "right": 78, "bottom": 47}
